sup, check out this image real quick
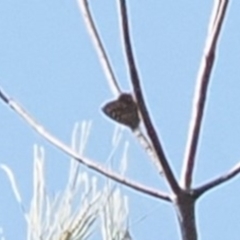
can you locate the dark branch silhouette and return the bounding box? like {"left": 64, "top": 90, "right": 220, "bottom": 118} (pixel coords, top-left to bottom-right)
{"left": 118, "top": 0, "right": 180, "bottom": 194}
{"left": 194, "top": 162, "right": 240, "bottom": 198}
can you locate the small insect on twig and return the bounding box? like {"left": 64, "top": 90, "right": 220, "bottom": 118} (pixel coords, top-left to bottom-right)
{"left": 102, "top": 93, "right": 140, "bottom": 131}
{"left": 102, "top": 93, "right": 164, "bottom": 175}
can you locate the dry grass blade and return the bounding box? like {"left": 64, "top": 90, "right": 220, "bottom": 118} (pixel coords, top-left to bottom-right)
{"left": 100, "top": 188, "right": 130, "bottom": 240}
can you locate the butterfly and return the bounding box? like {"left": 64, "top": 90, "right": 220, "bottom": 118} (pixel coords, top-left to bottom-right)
{"left": 102, "top": 93, "right": 140, "bottom": 130}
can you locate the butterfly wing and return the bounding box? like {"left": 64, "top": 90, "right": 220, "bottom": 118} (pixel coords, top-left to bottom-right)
{"left": 102, "top": 93, "right": 140, "bottom": 130}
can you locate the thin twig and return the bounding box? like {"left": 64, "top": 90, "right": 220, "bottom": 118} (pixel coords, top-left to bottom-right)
{"left": 193, "top": 162, "right": 240, "bottom": 198}
{"left": 78, "top": 0, "right": 163, "bottom": 176}
{"left": 181, "top": 0, "right": 229, "bottom": 189}
{"left": 118, "top": 0, "right": 180, "bottom": 194}
{"left": 133, "top": 129, "right": 163, "bottom": 174}
{"left": 0, "top": 87, "right": 170, "bottom": 202}
{"left": 77, "top": 0, "right": 121, "bottom": 97}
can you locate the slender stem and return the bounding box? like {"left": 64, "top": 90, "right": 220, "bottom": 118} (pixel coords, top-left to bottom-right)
{"left": 0, "top": 87, "right": 170, "bottom": 201}
{"left": 78, "top": 0, "right": 163, "bottom": 175}
{"left": 193, "top": 162, "right": 240, "bottom": 198}
{"left": 118, "top": 0, "right": 180, "bottom": 194}
{"left": 77, "top": 0, "right": 121, "bottom": 97}
{"left": 181, "top": 0, "right": 229, "bottom": 189}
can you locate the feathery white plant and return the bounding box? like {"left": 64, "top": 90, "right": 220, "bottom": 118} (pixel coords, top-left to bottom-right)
{"left": 1, "top": 122, "right": 131, "bottom": 240}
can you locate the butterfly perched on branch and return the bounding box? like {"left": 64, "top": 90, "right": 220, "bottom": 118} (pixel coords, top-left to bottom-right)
{"left": 102, "top": 93, "right": 140, "bottom": 130}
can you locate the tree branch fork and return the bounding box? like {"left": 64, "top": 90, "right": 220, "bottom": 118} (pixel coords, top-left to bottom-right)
{"left": 0, "top": 1, "right": 235, "bottom": 239}
{"left": 0, "top": 0, "right": 234, "bottom": 203}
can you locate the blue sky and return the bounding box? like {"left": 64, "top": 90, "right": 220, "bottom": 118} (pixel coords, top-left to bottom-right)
{"left": 0, "top": 1, "right": 240, "bottom": 239}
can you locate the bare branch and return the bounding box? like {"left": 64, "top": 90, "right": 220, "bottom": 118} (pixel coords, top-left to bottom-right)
{"left": 0, "top": 87, "right": 170, "bottom": 202}
{"left": 193, "top": 162, "right": 240, "bottom": 198}
{"left": 176, "top": 193, "right": 197, "bottom": 240}
{"left": 77, "top": 0, "right": 121, "bottom": 97}
{"left": 117, "top": 0, "right": 180, "bottom": 194}
{"left": 78, "top": 1, "right": 164, "bottom": 176}
{"left": 181, "top": 0, "right": 229, "bottom": 189}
